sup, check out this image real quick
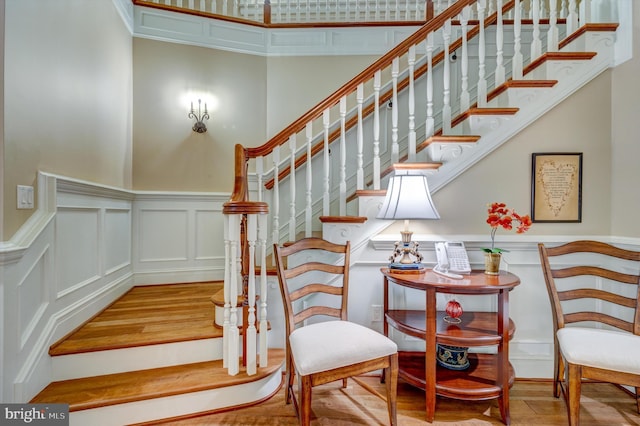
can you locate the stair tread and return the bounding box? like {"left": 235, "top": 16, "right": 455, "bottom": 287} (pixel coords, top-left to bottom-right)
{"left": 49, "top": 282, "right": 222, "bottom": 356}
{"left": 30, "top": 349, "right": 285, "bottom": 411}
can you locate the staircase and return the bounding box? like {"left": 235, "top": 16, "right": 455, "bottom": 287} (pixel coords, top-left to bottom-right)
{"left": 30, "top": 282, "right": 285, "bottom": 426}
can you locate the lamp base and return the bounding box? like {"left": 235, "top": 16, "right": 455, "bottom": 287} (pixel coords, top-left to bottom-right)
{"left": 388, "top": 262, "right": 425, "bottom": 274}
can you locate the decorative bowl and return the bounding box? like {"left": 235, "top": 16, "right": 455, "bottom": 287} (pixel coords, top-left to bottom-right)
{"left": 436, "top": 344, "right": 470, "bottom": 370}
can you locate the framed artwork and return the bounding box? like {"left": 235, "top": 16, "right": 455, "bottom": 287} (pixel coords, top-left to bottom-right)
{"left": 531, "top": 153, "right": 583, "bottom": 222}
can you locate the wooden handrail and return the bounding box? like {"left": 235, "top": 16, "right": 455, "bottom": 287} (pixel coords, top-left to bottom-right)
{"left": 262, "top": 0, "right": 517, "bottom": 189}
{"left": 246, "top": 0, "right": 479, "bottom": 159}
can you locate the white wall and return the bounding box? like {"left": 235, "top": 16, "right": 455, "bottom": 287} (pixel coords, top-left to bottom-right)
{"left": 3, "top": 0, "right": 133, "bottom": 238}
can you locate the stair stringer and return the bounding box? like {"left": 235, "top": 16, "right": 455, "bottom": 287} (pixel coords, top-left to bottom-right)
{"left": 323, "top": 29, "right": 617, "bottom": 257}
{"left": 426, "top": 29, "right": 616, "bottom": 195}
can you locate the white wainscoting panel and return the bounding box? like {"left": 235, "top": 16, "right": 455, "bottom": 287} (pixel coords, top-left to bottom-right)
{"left": 105, "top": 208, "right": 133, "bottom": 275}
{"left": 55, "top": 208, "right": 101, "bottom": 297}
{"left": 133, "top": 193, "right": 229, "bottom": 284}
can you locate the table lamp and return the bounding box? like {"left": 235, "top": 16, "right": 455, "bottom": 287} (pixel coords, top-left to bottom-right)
{"left": 377, "top": 164, "right": 440, "bottom": 270}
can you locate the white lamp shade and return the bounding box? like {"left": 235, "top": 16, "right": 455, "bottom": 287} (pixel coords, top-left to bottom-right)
{"left": 377, "top": 174, "right": 440, "bottom": 220}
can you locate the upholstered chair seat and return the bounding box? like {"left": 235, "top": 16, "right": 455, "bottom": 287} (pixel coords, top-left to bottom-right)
{"left": 290, "top": 320, "right": 398, "bottom": 376}
{"left": 557, "top": 327, "right": 640, "bottom": 375}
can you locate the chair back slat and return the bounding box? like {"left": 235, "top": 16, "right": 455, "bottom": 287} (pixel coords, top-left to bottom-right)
{"left": 553, "top": 265, "right": 640, "bottom": 284}
{"left": 285, "top": 262, "right": 346, "bottom": 279}
{"left": 564, "top": 312, "right": 634, "bottom": 333}
{"left": 558, "top": 288, "right": 637, "bottom": 309}
{"left": 294, "top": 306, "right": 342, "bottom": 325}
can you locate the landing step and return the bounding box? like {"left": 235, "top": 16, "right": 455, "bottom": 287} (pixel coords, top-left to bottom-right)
{"left": 31, "top": 349, "right": 284, "bottom": 411}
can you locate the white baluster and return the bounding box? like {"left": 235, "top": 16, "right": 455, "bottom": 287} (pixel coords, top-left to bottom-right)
{"left": 222, "top": 0, "right": 228, "bottom": 16}
{"left": 460, "top": 6, "right": 471, "bottom": 112}
{"left": 391, "top": 57, "right": 399, "bottom": 163}
{"left": 442, "top": 19, "right": 452, "bottom": 133}
{"left": 560, "top": 0, "right": 568, "bottom": 19}
{"left": 477, "top": 0, "right": 487, "bottom": 107}
{"left": 222, "top": 214, "right": 231, "bottom": 369}
{"left": 373, "top": 71, "right": 381, "bottom": 190}
{"left": 288, "top": 134, "right": 296, "bottom": 240}
{"left": 272, "top": 146, "right": 280, "bottom": 246}
{"left": 512, "top": 0, "right": 523, "bottom": 79}
{"left": 258, "top": 213, "right": 268, "bottom": 367}
{"left": 425, "top": 33, "right": 435, "bottom": 138}
{"left": 487, "top": 0, "right": 495, "bottom": 15}
{"left": 246, "top": 213, "right": 257, "bottom": 375}
{"left": 408, "top": 46, "right": 417, "bottom": 162}
{"left": 547, "top": 0, "right": 558, "bottom": 52}
{"left": 495, "top": 0, "right": 505, "bottom": 86}
{"left": 339, "top": 97, "right": 347, "bottom": 215}
{"left": 227, "top": 213, "right": 240, "bottom": 375}
{"left": 208, "top": 0, "right": 215, "bottom": 14}
{"left": 256, "top": 156, "right": 264, "bottom": 202}
{"left": 356, "top": 84, "right": 364, "bottom": 190}
{"left": 322, "top": 109, "right": 330, "bottom": 215}
{"left": 305, "top": 123, "right": 313, "bottom": 237}
{"left": 531, "top": 0, "right": 542, "bottom": 59}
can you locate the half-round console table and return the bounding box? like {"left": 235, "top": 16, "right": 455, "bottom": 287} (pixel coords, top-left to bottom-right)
{"left": 381, "top": 268, "right": 521, "bottom": 425}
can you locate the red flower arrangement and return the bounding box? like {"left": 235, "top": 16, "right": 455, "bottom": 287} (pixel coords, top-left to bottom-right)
{"left": 483, "top": 202, "right": 532, "bottom": 253}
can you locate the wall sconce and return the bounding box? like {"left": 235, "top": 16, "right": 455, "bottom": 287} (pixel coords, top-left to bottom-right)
{"left": 189, "top": 99, "right": 210, "bottom": 133}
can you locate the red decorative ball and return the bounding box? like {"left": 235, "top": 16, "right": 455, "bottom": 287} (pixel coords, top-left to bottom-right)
{"left": 445, "top": 300, "right": 463, "bottom": 319}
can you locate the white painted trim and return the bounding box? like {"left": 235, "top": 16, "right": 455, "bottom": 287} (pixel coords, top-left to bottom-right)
{"left": 68, "top": 367, "right": 283, "bottom": 426}
{"left": 133, "top": 5, "right": 419, "bottom": 56}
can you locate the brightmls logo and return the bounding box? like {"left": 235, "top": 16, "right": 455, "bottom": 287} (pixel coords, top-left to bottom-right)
{"left": 1, "top": 404, "right": 68, "bottom": 425}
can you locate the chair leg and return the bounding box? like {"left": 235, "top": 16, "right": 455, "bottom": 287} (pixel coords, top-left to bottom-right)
{"left": 566, "top": 363, "right": 582, "bottom": 426}
{"left": 300, "top": 375, "right": 313, "bottom": 426}
{"left": 553, "top": 348, "right": 562, "bottom": 398}
{"left": 635, "top": 387, "right": 640, "bottom": 414}
{"left": 285, "top": 356, "right": 295, "bottom": 404}
{"left": 342, "top": 378, "right": 348, "bottom": 388}
{"left": 385, "top": 353, "right": 399, "bottom": 426}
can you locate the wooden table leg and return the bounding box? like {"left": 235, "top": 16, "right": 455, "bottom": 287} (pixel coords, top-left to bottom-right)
{"left": 425, "top": 287, "right": 437, "bottom": 422}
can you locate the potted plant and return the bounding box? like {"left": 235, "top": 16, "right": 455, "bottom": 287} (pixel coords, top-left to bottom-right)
{"left": 482, "top": 202, "right": 532, "bottom": 274}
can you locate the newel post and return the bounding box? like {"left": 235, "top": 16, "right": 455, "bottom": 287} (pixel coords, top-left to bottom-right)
{"left": 223, "top": 144, "right": 269, "bottom": 376}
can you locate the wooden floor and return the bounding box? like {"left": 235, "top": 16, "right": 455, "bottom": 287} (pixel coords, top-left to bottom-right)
{"left": 151, "top": 377, "right": 640, "bottom": 425}
{"left": 40, "top": 282, "right": 640, "bottom": 425}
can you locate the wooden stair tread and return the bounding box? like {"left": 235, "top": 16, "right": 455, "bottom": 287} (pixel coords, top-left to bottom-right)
{"left": 30, "top": 349, "right": 285, "bottom": 411}
{"left": 49, "top": 282, "right": 222, "bottom": 356}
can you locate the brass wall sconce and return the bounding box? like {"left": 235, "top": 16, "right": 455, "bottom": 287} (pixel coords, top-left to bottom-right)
{"left": 189, "top": 99, "right": 210, "bottom": 133}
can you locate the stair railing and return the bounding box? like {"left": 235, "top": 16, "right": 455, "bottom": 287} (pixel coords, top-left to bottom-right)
{"left": 133, "top": 0, "right": 441, "bottom": 25}
{"left": 222, "top": 0, "right": 613, "bottom": 375}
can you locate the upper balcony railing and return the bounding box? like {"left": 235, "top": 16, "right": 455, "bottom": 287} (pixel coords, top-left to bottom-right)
{"left": 133, "top": 0, "right": 443, "bottom": 26}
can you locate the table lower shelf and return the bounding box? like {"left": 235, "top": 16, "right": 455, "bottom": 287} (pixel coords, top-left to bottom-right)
{"left": 398, "top": 350, "right": 515, "bottom": 400}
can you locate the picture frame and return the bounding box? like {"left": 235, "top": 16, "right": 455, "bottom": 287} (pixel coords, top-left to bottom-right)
{"left": 531, "top": 153, "right": 582, "bottom": 223}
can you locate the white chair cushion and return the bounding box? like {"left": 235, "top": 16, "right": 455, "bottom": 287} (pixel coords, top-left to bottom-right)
{"left": 289, "top": 320, "right": 397, "bottom": 376}
{"left": 557, "top": 327, "right": 640, "bottom": 375}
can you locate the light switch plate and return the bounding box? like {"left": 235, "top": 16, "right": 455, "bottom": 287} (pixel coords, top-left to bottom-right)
{"left": 17, "top": 185, "right": 34, "bottom": 209}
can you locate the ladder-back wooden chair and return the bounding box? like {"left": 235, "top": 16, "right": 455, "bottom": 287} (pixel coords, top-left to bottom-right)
{"left": 274, "top": 237, "right": 398, "bottom": 426}
{"left": 538, "top": 240, "right": 640, "bottom": 426}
